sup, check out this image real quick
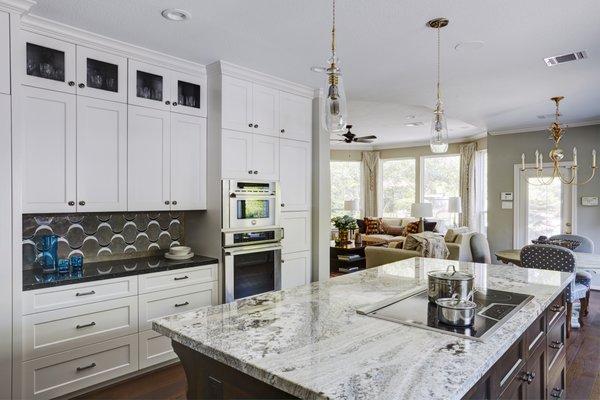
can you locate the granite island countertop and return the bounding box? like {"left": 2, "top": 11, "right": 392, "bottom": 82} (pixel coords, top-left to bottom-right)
{"left": 153, "top": 257, "right": 573, "bottom": 400}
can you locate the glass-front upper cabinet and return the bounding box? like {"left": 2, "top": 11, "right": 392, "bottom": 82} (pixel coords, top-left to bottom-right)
{"left": 22, "top": 31, "right": 76, "bottom": 94}
{"left": 171, "top": 71, "right": 206, "bottom": 117}
{"left": 128, "top": 59, "right": 172, "bottom": 111}
{"left": 76, "top": 46, "right": 127, "bottom": 103}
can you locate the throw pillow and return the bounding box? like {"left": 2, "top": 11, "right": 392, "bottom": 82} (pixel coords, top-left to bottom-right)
{"left": 388, "top": 241, "right": 403, "bottom": 249}
{"left": 423, "top": 219, "right": 437, "bottom": 232}
{"left": 405, "top": 221, "right": 419, "bottom": 235}
{"left": 356, "top": 219, "right": 366, "bottom": 234}
{"left": 381, "top": 221, "right": 405, "bottom": 236}
{"left": 363, "top": 217, "right": 382, "bottom": 234}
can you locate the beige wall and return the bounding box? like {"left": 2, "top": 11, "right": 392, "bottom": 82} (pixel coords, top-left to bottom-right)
{"left": 487, "top": 125, "right": 600, "bottom": 255}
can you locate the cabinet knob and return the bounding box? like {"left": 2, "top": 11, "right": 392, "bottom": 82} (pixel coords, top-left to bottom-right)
{"left": 172, "top": 102, "right": 178, "bottom": 106}
{"left": 165, "top": 100, "right": 171, "bottom": 105}
{"left": 78, "top": 83, "right": 85, "bottom": 88}
{"left": 253, "top": 170, "right": 258, "bottom": 174}
{"left": 68, "top": 81, "right": 75, "bottom": 86}
{"left": 281, "top": 259, "right": 285, "bottom": 263}
{"left": 253, "top": 124, "right": 258, "bottom": 128}
{"left": 68, "top": 201, "right": 75, "bottom": 206}
{"left": 248, "top": 123, "right": 253, "bottom": 128}
{"left": 281, "top": 203, "right": 285, "bottom": 207}
{"left": 280, "top": 129, "right": 285, "bottom": 133}
{"left": 78, "top": 201, "right": 86, "bottom": 206}
{"left": 248, "top": 170, "right": 253, "bottom": 174}
{"left": 172, "top": 200, "right": 178, "bottom": 205}
{"left": 165, "top": 200, "right": 170, "bottom": 205}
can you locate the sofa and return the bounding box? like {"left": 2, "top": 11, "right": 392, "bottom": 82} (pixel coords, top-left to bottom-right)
{"left": 357, "top": 217, "right": 449, "bottom": 246}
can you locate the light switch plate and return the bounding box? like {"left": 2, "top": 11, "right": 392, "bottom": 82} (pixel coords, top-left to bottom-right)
{"left": 502, "top": 201, "right": 513, "bottom": 210}
{"left": 581, "top": 196, "right": 599, "bottom": 206}
{"left": 501, "top": 192, "right": 514, "bottom": 201}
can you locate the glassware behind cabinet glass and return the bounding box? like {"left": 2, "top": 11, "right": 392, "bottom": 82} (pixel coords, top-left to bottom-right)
{"left": 57, "top": 259, "right": 70, "bottom": 274}
{"left": 70, "top": 254, "right": 84, "bottom": 273}
{"left": 40, "top": 234, "right": 59, "bottom": 273}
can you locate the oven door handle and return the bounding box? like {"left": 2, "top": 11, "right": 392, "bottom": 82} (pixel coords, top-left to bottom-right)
{"left": 225, "top": 245, "right": 283, "bottom": 256}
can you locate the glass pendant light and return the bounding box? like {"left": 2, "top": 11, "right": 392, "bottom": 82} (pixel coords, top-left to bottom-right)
{"left": 428, "top": 18, "right": 449, "bottom": 153}
{"left": 311, "top": 0, "right": 348, "bottom": 133}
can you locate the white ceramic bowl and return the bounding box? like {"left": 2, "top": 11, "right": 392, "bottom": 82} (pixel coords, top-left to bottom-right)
{"left": 169, "top": 246, "right": 191, "bottom": 256}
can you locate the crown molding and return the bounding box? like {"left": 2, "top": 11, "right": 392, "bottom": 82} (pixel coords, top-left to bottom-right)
{"left": 208, "top": 60, "right": 315, "bottom": 98}
{"left": 0, "top": 0, "right": 35, "bottom": 14}
{"left": 488, "top": 120, "right": 600, "bottom": 136}
{"left": 19, "top": 14, "right": 206, "bottom": 76}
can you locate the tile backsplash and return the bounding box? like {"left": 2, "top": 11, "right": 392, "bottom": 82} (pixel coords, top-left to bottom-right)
{"left": 22, "top": 212, "right": 184, "bottom": 269}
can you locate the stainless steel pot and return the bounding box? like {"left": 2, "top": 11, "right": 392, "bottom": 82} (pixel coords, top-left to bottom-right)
{"left": 436, "top": 296, "right": 477, "bottom": 327}
{"left": 427, "top": 265, "right": 474, "bottom": 303}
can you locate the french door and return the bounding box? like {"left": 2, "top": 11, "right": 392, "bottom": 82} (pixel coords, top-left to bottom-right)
{"left": 514, "top": 165, "right": 576, "bottom": 248}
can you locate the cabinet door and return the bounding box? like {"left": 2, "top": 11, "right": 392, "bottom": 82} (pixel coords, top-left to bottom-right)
{"left": 524, "top": 343, "right": 546, "bottom": 400}
{"left": 76, "top": 46, "right": 127, "bottom": 103}
{"left": 76, "top": 97, "right": 127, "bottom": 212}
{"left": 0, "top": 12, "right": 9, "bottom": 94}
{"left": 252, "top": 83, "right": 279, "bottom": 137}
{"left": 128, "top": 60, "right": 171, "bottom": 111}
{"left": 171, "top": 71, "right": 206, "bottom": 117}
{"left": 281, "top": 211, "right": 311, "bottom": 254}
{"left": 280, "top": 139, "right": 311, "bottom": 211}
{"left": 279, "top": 92, "right": 312, "bottom": 142}
{"left": 281, "top": 251, "right": 310, "bottom": 289}
{"left": 22, "top": 31, "right": 76, "bottom": 94}
{"left": 170, "top": 114, "right": 207, "bottom": 210}
{"left": 221, "top": 129, "right": 253, "bottom": 179}
{"left": 221, "top": 76, "right": 253, "bottom": 133}
{"left": 252, "top": 134, "right": 279, "bottom": 180}
{"left": 128, "top": 105, "right": 171, "bottom": 211}
{"left": 21, "top": 87, "right": 76, "bottom": 213}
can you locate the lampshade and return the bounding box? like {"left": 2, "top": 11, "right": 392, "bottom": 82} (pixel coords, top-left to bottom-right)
{"left": 448, "top": 197, "right": 462, "bottom": 213}
{"left": 344, "top": 199, "right": 359, "bottom": 211}
{"left": 411, "top": 203, "right": 433, "bottom": 218}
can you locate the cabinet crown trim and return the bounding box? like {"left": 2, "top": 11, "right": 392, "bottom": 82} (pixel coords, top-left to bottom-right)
{"left": 0, "top": 0, "right": 35, "bottom": 14}
{"left": 208, "top": 60, "right": 315, "bottom": 99}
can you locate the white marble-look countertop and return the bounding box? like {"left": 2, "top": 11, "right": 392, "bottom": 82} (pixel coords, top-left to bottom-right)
{"left": 153, "top": 258, "right": 573, "bottom": 400}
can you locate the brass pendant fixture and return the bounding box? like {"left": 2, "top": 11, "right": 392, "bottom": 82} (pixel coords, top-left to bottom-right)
{"left": 428, "top": 17, "right": 450, "bottom": 153}
{"left": 520, "top": 96, "right": 597, "bottom": 185}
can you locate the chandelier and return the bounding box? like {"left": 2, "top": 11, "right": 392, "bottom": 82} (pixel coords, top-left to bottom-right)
{"left": 520, "top": 96, "right": 597, "bottom": 185}
{"left": 428, "top": 17, "right": 449, "bottom": 153}
{"left": 311, "top": 0, "right": 348, "bottom": 133}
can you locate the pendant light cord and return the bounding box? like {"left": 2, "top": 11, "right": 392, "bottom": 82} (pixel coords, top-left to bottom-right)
{"left": 331, "top": 0, "right": 336, "bottom": 58}
{"left": 436, "top": 24, "right": 441, "bottom": 101}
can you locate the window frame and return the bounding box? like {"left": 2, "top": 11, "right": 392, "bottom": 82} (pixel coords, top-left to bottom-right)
{"left": 379, "top": 157, "right": 417, "bottom": 218}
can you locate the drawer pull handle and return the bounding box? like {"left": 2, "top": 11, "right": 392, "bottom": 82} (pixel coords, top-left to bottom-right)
{"left": 76, "top": 362, "right": 96, "bottom": 372}
{"left": 76, "top": 321, "right": 96, "bottom": 329}
{"left": 549, "top": 340, "right": 564, "bottom": 350}
{"left": 551, "top": 304, "right": 565, "bottom": 313}
{"left": 174, "top": 276, "right": 189, "bottom": 281}
{"left": 550, "top": 388, "right": 564, "bottom": 398}
{"left": 500, "top": 358, "right": 522, "bottom": 387}
{"left": 75, "top": 290, "right": 96, "bottom": 297}
{"left": 174, "top": 301, "right": 189, "bottom": 308}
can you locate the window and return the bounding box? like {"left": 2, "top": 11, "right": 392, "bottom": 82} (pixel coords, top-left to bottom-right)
{"left": 527, "top": 178, "right": 562, "bottom": 242}
{"left": 381, "top": 158, "right": 416, "bottom": 218}
{"left": 422, "top": 155, "right": 460, "bottom": 223}
{"left": 475, "top": 150, "right": 488, "bottom": 234}
{"left": 330, "top": 161, "right": 362, "bottom": 218}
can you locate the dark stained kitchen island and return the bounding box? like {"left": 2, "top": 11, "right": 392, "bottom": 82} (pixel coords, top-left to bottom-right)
{"left": 153, "top": 258, "right": 572, "bottom": 400}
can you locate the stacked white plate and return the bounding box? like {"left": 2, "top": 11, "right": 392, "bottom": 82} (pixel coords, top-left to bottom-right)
{"left": 165, "top": 246, "right": 194, "bottom": 260}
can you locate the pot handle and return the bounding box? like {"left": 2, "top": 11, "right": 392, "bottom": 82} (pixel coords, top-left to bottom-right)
{"left": 446, "top": 265, "right": 457, "bottom": 275}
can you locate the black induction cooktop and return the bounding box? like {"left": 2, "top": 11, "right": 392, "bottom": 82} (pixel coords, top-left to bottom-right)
{"left": 358, "top": 288, "right": 533, "bottom": 341}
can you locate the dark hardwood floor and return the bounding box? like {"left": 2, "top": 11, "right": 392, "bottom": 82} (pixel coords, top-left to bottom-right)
{"left": 73, "top": 292, "right": 600, "bottom": 400}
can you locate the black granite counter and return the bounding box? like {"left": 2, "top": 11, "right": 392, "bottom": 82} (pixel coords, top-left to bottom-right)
{"left": 23, "top": 255, "right": 219, "bottom": 291}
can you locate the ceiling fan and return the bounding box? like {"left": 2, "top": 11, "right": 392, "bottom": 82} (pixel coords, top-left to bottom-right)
{"left": 331, "top": 125, "right": 377, "bottom": 144}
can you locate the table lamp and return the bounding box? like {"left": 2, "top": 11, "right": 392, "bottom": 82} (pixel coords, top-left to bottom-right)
{"left": 448, "top": 196, "right": 462, "bottom": 228}
{"left": 411, "top": 202, "right": 433, "bottom": 232}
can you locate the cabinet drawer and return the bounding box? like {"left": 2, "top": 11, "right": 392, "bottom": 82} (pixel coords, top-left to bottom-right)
{"left": 493, "top": 335, "right": 526, "bottom": 395}
{"left": 139, "top": 330, "right": 177, "bottom": 369}
{"left": 139, "top": 281, "right": 218, "bottom": 331}
{"left": 524, "top": 311, "right": 546, "bottom": 356}
{"left": 22, "top": 297, "right": 138, "bottom": 360}
{"left": 22, "top": 334, "right": 138, "bottom": 400}
{"left": 546, "top": 290, "right": 566, "bottom": 329}
{"left": 138, "top": 264, "right": 218, "bottom": 294}
{"left": 547, "top": 354, "right": 566, "bottom": 400}
{"left": 22, "top": 276, "right": 137, "bottom": 314}
{"left": 547, "top": 313, "right": 567, "bottom": 373}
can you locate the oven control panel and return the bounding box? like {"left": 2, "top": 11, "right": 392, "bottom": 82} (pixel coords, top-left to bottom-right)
{"left": 223, "top": 228, "right": 284, "bottom": 247}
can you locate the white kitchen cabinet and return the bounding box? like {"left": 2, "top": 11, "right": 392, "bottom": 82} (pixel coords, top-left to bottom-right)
{"left": 22, "top": 31, "right": 76, "bottom": 94}
{"left": 280, "top": 139, "right": 311, "bottom": 211}
{"left": 281, "top": 211, "right": 311, "bottom": 254}
{"left": 128, "top": 105, "right": 171, "bottom": 211}
{"left": 171, "top": 71, "right": 207, "bottom": 117}
{"left": 76, "top": 46, "right": 127, "bottom": 103}
{"left": 279, "top": 92, "right": 312, "bottom": 142}
{"left": 170, "top": 114, "right": 207, "bottom": 210}
{"left": 252, "top": 83, "right": 279, "bottom": 137}
{"left": 221, "top": 129, "right": 253, "bottom": 179}
{"left": 137, "top": 264, "right": 218, "bottom": 294}
{"left": 281, "top": 251, "right": 311, "bottom": 289}
{"left": 21, "top": 86, "right": 77, "bottom": 213}
{"left": 221, "top": 75, "right": 253, "bottom": 133}
{"left": 0, "top": 12, "right": 9, "bottom": 94}
{"left": 139, "top": 330, "right": 177, "bottom": 369}
{"left": 76, "top": 97, "right": 127, "bottom": 212}
{"left": 252, "top": 134, "right": 279, "bottom": 180}
{"left": 128, "top": 60, "right": 172, "bottom": 111}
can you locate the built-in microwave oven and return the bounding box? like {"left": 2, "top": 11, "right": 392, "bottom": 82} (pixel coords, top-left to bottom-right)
{"left": 222, "top": 180, "right": 280, "bottom": 229}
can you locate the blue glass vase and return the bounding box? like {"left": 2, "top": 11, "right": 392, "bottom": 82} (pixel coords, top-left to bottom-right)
{"left": 40, "top": 235, "right": 59, "bottom": 274}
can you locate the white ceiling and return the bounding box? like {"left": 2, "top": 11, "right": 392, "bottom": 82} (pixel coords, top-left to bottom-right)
{"left": 30, "top": 0, "right": 600, "bottom": 147}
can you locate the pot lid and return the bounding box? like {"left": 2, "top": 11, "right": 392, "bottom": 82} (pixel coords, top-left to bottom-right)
{"left": 436, "top": 297, "right": 477, "bottom": 310}
{"left": 427, "top": 265, "right": 473, "bottom": 281}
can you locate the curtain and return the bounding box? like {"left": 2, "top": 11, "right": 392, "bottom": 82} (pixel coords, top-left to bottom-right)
{"left": 459, "top": 143, "right": 477, "bottom": 228}
{"left": 362, "top": 151, "right": 380, "bottom": 217}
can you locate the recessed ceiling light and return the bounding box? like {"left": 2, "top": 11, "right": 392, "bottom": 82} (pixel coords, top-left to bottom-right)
{"left": 405, "top": 122, "right": 424, "bottom": 127}
{"left": 405, "top": 115, "right": 416, "bottom": 120}
{"left": 161, "top": 8, "right": 191, "bottom": 21}
{"left": 454, "top": 41, "right": 484, "bottom": 51}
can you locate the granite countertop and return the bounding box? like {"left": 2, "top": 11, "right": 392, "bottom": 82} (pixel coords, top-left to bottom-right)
{"left": 23, "top": 254, "right": 219, "bottom": 291}
{"left": 153, "top": 257, "right": 572, "bottom": 400}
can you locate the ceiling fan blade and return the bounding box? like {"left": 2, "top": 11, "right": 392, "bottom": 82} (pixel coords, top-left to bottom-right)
{"left": 330, "top": 139, "right": 346, "bottom": 142}
{"left": 356, "top": 135, "right": 377, "bottom": 140}
{"left": 354, "top": 138, "right": 375, "bottom": 143}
